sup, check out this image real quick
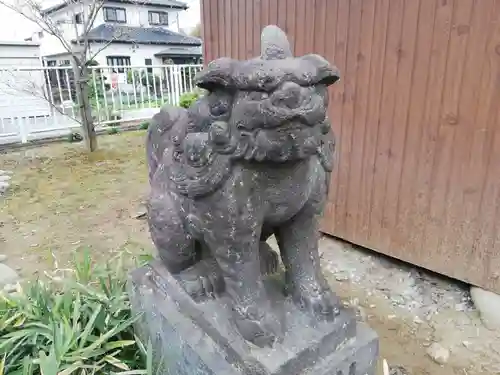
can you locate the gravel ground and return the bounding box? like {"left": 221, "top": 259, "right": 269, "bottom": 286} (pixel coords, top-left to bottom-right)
{"left": 316, "top": 236, "right": 500, "bottom": 375}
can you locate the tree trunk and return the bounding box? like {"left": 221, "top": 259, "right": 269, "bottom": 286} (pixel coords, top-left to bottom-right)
{"left": 74, "top": 63, "right": 97, "bottom": 152}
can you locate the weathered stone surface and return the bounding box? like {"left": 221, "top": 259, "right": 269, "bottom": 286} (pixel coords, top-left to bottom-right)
{"left": 470, "top": 287, "right": 500, "bottom": 330}
{"left": 145, "top": 24, "right": 340, "bottom": 347}
{"left": 134, "top": 23, "right": 379, "bottom": 374}
{"left": 130, "top": 261, "right": 379, "bottom": 375}
{"left": 0, "top": 264, "right": 19, "bottom": 287}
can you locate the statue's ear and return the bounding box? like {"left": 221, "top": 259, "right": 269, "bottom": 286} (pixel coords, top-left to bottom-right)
{"left": 300, "top": 54, "right": 341, "bottom": 86}
{"left": 194, "top": 58, "right": 237, "bottom": 91}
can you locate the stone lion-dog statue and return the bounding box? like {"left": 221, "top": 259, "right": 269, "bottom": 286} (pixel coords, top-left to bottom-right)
{"left": 146, "top": 25, "right": 340, "bottom": 347}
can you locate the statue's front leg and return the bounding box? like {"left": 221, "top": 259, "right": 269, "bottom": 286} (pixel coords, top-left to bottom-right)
{"left": 204, "top": 206, "right": 281, "bottom": 347}
{"left": 277, "top": 206, "right": 340, "bottom": 319}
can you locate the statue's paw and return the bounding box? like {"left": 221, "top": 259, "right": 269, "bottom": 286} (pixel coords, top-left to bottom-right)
{"left": 183, "top": 273, "right": 221, "bottom": 299}
{"left": 232, "top": 303, "right": 282, "bottom": 348}
{"left": 178, "top": 259, "right": 224, "bottom": 300}
{"left": 292, "top": 284, "right": 340, "bottom": 320}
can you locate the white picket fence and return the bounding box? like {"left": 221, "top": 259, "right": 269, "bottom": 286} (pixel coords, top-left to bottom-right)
{"left": 0, "top": 64, "right": 203, "bottom": 145}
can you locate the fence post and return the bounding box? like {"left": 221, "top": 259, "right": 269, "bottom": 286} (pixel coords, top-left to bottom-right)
{"left": 168, "top": 66, "right": 177, "bottom": 105}
{"left": 18, "top": 117, "right": 28, "bottom": 143}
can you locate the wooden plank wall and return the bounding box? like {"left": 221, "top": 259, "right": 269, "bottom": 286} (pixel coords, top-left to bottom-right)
{"left": 201, "top": 0, "right": 500, "bottom": 293}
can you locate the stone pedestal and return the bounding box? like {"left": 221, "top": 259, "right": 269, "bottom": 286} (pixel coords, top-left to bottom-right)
{"left": 129, "top": 261, "right": 379, "bottom": 375}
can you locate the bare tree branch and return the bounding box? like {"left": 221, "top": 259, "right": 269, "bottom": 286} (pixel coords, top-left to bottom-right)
{"left": 0, "top": 0, "right": 75, "bottom": 55}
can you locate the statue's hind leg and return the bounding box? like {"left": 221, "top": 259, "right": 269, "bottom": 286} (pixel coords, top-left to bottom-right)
{"left": 147, "top": 192, "right": 197, "bottom": 273}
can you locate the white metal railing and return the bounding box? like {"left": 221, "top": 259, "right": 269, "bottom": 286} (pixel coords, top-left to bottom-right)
{"left": 0, "top": 64, "right": 203, "bottom": 145}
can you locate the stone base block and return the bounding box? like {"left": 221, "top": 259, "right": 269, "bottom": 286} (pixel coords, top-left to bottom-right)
{"left": 129, "top": 261, "right": 379, "bottom": 375}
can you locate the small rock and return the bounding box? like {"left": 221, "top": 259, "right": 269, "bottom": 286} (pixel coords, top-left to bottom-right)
{"left": 335, "top": 273, "right": 349, "bottom": 282}
{"left": 0, "top": 254, "right": 6, "bottom": 262}
{"left": 470, "top": 286, "right": 500, "bottom": 330}
{"left": 391, "top": 295, "right": 405, "bottom": 305}
{"left": 0, "top": 264, "right": 19, "bottom": 287}
{"left": 455, "top": 302, "right": 468, "bottom": 312}
{"left": 426, "top": 343, "right": 450, "bottom": 365}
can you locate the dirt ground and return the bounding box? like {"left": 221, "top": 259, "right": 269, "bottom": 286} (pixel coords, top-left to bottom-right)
{"left": 1, "top": 132, "right": 499, "bottom": 375}
{"left": 0, "top": 132, "right": 153, "bottom": 276}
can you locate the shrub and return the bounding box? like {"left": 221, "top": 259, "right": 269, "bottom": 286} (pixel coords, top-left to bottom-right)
{"left": 87, "top": 60, "right": 109, "bottom": 102}
{"left": 108, "top": 126, "right": 120, "bottom": 135}
{"left": 0, "top": 251, "right": 152, "bottom": 375}
{"left": 179, "top": 91, "right": 202, "bottom": 109}
{"left": 139, "top": 121, "right": 150, "bottom": 130}
{"left": 127, "top": 70, "right": 161, "bottom": 93}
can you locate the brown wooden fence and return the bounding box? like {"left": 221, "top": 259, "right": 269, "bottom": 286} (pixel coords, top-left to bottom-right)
{"left": 201, "top": 0, "right": 500, "bottom": 293}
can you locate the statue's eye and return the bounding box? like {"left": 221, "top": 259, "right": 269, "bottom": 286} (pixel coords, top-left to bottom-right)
{"left": 210, "top": 101, "right": 228, "bottom": 117}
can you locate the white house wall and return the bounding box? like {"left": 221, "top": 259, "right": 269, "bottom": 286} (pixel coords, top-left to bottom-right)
{"left": 38, "top": 2, "right": 85, "bottom": 56}
{"left": 0, "top": 44, "right": 50, "bottom": 119}
{"left": 92, "top": 4, "right": 181, "bottom": 31}
{"left": 88, "top": 42, "right": 164, "bottom": 66}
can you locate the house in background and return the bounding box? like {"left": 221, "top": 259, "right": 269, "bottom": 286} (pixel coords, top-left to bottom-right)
{"left": 26, "top": 0, "right": 202, "bottom": 69}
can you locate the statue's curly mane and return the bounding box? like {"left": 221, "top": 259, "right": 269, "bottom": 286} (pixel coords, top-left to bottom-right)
{"left": 147, "top": 27, "right": 339, "bottom": 199}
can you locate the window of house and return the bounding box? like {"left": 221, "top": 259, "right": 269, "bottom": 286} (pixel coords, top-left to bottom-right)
{"left": 103, "top": 7, "right": 126, "bottom": 23}
{"left": 148, "top": 11, "right": 168, "bottom": 26}
{"left": 37, "top": 31, "right": 44, "bottom": 39}
{"left": 59, "top": 60, "right": 71, "bottom": 66}
{"left": 74, "top": 12, "right": 83, "bottom": 24}
{"left": 145, "top": 58, "right": 153, "bottom": 73}
{"left": 106, "top": 56, "right": 131, "bottom": 73}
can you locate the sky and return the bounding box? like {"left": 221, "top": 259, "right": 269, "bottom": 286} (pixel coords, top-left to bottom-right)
{"left": 0, "top": 0, "right": 200, "bottom": 41}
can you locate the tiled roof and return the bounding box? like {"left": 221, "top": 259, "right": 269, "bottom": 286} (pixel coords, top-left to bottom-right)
{"left": 79, "top": 24, "right": 202, "bottom": 46}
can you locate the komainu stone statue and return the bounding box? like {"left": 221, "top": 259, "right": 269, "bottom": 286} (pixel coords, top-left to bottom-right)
{"left": 130, "top": 25, "right": 378, "bottom": 375}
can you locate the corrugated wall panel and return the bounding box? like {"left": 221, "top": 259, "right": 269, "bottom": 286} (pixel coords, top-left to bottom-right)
{"left": 201, "top": 0, "right": 500, "bottom": 293}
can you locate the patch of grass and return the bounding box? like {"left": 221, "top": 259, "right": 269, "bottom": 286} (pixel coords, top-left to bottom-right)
{"left": 139, "top": 121, "right": 150, "bottom": 130}
{"left": 0, "top": 132, "right": 150, "bottom": 274}
{"left": 0, "top": 251, "right": 153, "bottom": 375}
